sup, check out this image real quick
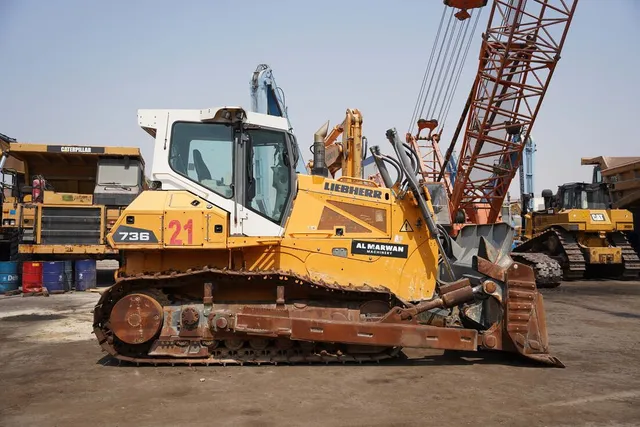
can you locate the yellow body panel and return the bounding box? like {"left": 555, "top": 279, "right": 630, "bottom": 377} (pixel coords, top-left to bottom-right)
{"left": 111, "top": 174, "right": 439, "bottom": 302}
{"left": 1, "top": 204, "right": 35, "bottom": 230}
{"left": 107, "top": 191, "right": 229, "bottom": 251}
{"left": 524, "top": 208, "right": 634, "bottom": 240}
{"left": 1, "top": 202, "right": 21, "bottom": 227}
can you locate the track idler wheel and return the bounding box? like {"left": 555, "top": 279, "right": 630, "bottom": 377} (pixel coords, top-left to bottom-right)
{"left": 249, "top": 338, "right": 269, "bottom": 351}
{"left": 110, "top": 293, "right": 163, "bottom": 345}
{"left": 224, "top": 338, "right": 244, "bottom": 351}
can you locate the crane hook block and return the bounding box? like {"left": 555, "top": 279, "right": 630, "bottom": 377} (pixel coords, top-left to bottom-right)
{"left": 443, "top": 0, "right": 487, "bottom": 9}
{"left": 417, "top": 119, "right": 438, "bottom": 132}
{"left": 443, "top": 0, "right": 488, "bottom": 20}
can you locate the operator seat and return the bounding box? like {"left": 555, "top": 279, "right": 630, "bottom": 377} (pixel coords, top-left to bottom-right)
{"left": 192, "top": 149, "right": 212, "bottom": 181}
{"left": 192, "top": 149, "right": 233, "bottom": 198}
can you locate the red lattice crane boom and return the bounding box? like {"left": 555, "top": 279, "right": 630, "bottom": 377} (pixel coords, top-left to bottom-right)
{"left": 449, "top": 0, "right": 578, "bottom": 224}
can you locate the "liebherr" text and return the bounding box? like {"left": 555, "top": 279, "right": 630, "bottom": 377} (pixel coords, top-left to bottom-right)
{"left": 323, "top": 182, "right": 382, "bottom": 199}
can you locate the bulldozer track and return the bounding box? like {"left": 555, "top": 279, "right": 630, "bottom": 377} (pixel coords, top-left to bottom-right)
{"left": 512, "top": 228, "right": 585, "bottom": 282}
{"left": 93, "top": 267, "right": 406, "bottom": 366}
{"left": 511, "top": 253, "right": 562, "bottom": 288}
{"left": 552, "top": 228, "right": 586, "bottom": 280}
{"left": 610, "top": 232, "right": 640, "bottom": 279}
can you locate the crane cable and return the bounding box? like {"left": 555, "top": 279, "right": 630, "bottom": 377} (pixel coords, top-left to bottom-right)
{"left": 408, "top": 7, "right": 449, "bottom": 133}
{"left": 408, "top": 5, "right": 483, "bottom": 137}
{"left": 425, "top": 10, "right": 463, "bottom": 120}
{"left": 439, "top": 9, "right": 482, "bottom": 133}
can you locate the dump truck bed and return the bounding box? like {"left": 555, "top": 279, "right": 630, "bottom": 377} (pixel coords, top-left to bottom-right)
{"left": 581, "top": 156, "right": 640, "bottom": 209}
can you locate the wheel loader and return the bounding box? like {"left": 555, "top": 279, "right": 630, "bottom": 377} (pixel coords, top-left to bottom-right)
{"left": 93, "top": 106, "right": 561, "bottom": 367}
{"left": 512, "top": 181, "right": 640, "bottom": 284}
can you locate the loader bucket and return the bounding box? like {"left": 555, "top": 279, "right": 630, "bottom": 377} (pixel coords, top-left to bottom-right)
{"left": 445, "top": 223, "right": 563, "bottom": 367}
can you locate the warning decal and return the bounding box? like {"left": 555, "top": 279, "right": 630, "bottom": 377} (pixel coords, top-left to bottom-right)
{"left": 399, "top": 220, "right": 414, "bottom": 232}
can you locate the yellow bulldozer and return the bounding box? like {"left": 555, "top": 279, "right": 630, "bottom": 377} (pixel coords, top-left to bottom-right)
{"left": 93, "top": 106, "right": 561, "bottom": 367}
{"left": 512, "top": 181, "right": 639, "bottom": 285}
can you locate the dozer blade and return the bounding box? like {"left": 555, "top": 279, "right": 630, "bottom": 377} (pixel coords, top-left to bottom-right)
{"left": 384, "top": 128, "right": 561, "bottom": 367}
{"left": 448, "top": 223, "right": 564, "bottom": 368}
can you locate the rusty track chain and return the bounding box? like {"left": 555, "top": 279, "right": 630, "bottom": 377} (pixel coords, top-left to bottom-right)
{"left": 94, "top": 266, "right": 406, "bottom": 366}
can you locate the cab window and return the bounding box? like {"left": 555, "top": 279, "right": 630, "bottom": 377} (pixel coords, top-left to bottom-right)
{"left": 246, "top": 129, "right": 291, "bottom": 223}
{"left": 169, "top": 122, "right": 234, "bottom": 198}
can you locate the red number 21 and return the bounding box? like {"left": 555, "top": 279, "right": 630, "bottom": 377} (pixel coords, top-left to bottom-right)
{"left": 168, "top": 219, "right": 193, "bottom": 245}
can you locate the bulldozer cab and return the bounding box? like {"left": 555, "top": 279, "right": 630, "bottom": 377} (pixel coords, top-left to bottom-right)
{"left": 141, "top": 107, "right": 301, "bottom": 237}
{"left": 556, "top": 182, "right": 612, "bottom": 211}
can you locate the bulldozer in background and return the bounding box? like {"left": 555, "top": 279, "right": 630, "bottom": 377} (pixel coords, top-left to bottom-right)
{"left": 512, "top": 179, "right": 640, "bottom": 285}
{"left": 92, "top": 106, "right": 561, "bottom": 367}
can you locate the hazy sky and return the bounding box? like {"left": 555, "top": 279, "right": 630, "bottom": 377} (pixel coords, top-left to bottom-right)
{"left": 1, "top": 0, "right": 639, "bottom": 198}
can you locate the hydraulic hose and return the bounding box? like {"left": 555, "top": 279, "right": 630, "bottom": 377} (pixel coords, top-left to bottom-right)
{"left": 386, "top": 128, "right": 455, "bottom": 281}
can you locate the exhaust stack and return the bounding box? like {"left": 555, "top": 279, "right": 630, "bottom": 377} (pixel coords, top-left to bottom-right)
{"left": 312, "top": 121, "right": 329, "bottom": 177}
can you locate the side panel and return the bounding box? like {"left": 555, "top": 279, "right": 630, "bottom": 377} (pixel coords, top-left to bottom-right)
{"left": 109, "top": 190, "right": 228, "bottom": 250}
{"left": 282, "top": 174, "right": 438, "bottom": 301}
{"left": 163, "top": 193, "right": 204, "bottom": 247}
{"left": 608, "top": 209, "right": 634, "bottom": 232}
{"left": 1, "top": 202, "right": 20, "bottom": 227}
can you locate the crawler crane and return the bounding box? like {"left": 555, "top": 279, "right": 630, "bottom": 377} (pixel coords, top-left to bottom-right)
{"left": 403, "top": 0, "right": 578, "bottom": 286}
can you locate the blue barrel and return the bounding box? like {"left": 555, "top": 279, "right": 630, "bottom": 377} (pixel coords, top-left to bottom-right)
{"left": 75, "top": 259, "right": 96, "bottom": 291}
{"left": 0, "top": 261, "right": 20, "bottom": 294}
{"left": 63, "top": 261, "right": 74, "bottom": 291}
{"left": 43, "top": 261, "right": 65, "bottom": 293}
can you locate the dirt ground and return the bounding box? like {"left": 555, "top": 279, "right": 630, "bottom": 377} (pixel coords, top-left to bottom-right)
{"left": 1, "top": 280, "right": 639, "bottom": 427}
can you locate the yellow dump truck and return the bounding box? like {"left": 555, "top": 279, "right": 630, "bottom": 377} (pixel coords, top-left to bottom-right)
{"left": 0, "top": 140, "right": 146, "bottom": 261}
